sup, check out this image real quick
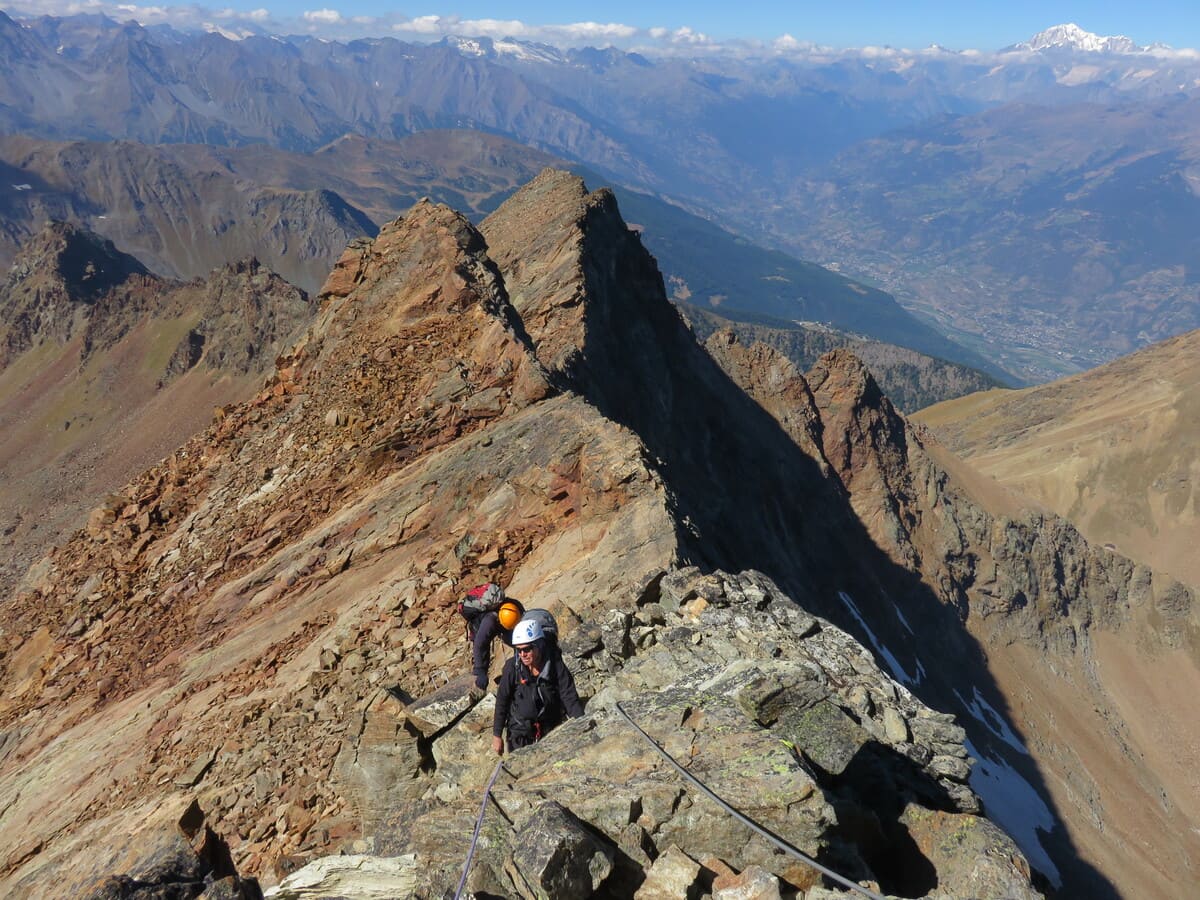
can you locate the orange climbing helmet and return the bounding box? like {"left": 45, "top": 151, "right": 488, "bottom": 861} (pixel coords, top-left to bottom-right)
{"left": 498, "top": 600, "right": 524, "bottom": 630}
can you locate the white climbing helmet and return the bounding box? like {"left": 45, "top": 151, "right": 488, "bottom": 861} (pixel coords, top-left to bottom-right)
{"left": 512, "top": 618, "right": 544, "bottom": 647}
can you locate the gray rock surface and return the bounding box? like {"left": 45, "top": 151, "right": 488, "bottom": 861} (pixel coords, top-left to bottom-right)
{"left": 508, "top": 800, "right": 614, "bottom": 899}
{"left": 291, "top": 567, "right": 1041, "bottom": 899}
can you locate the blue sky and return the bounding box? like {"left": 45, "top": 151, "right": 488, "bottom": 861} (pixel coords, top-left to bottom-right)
{"left": 7, "top": 1, "right": 1198, "bottom": 50}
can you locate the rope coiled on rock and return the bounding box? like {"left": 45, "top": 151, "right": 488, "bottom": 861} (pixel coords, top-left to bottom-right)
{"left": 615, "top": 701, "right": 888, "bottom": 900}
{"left": 453, "top": 758, "right": 505, "bottom": 900}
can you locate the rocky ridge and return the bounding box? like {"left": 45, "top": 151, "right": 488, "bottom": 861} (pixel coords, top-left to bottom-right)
{"left": 0, "top": 169, "right": 1194, "bottom": 898}
{"left": 684, "top": 307, "right": 1004, "bottom": 413}
{"left": 271, "top": 568, "right": 1040, "bottom": 899}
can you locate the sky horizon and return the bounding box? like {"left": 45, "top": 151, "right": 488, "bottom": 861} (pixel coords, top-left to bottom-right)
{"left": 4, "top": 2, "right": 1198, "bottom": 52}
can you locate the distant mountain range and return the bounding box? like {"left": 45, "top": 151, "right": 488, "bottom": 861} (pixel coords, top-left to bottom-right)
{"left": 0, "top": 131, "right": 1003, "bottom": 386}
{"left": 2, "top": 11, "right": 1198, "bottom": 383}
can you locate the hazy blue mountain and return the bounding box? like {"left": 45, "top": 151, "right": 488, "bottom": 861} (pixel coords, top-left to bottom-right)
{"left": 5, "top": 12, "right": 1200, "bottom": 381}
{"left": 770, "top": 97, "right": 1200, "bottom": 381}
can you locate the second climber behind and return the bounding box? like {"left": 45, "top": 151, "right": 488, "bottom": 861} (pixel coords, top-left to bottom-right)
{"left": 492, "top": 617, "right": 583, "bottom": 753}
{"left": 460, "top": 583, "right": 525, "bottom": 692}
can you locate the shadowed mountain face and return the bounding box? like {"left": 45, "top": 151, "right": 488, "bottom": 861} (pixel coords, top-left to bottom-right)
{"left": 0, "top": 170, "right": 1192, "bottom": 898}
{"left": 916, "top": 329, "right": 1200, "bottom": 590}
{"left": 0, "top": 221, "right": 314, "bottom": 603}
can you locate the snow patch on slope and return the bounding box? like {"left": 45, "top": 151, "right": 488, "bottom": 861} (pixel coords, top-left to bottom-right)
{"left": 954, "top": 686, "right": 1027, "bottom": 754}
{"left": 966, "top": 738, "right": 1062, "bottom": 887}
{"left": 838, "top": 591, "right": 921, "bottom": 686}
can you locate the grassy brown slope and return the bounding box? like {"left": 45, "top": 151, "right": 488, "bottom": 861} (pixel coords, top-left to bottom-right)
{"left": 0, "top": 228, "right": 314, "bottom": 600}
{"left": 915, "top": 329, "right": 1200, "bottom": 587}
{"left": 0, "top": 327, "right": 258, "bottom": 599}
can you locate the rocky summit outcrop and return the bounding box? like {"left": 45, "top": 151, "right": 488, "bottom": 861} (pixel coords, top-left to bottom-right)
{"left": 685, "top": 307, "right": 1003, "bottom": 414}
{"left": 270, "top": 569, "right": 1040, "bottom": 900}
{"left": 0, "top": 169, "right": 1190, "bottom": 899}
{"left": 0, "top": 221, "right": 150, "bottom": 367}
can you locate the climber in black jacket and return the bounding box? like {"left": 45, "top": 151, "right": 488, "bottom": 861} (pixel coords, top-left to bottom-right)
{"left": 492, "top": 617, "right": 583, "bottom": 753}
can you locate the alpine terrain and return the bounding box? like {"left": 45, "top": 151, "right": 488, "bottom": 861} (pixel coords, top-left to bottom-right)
{"left": 4, "top": 13, "right": 1200, "bottom": 382}
{"left": 0, "top": 221, "right": 314, "bottom": 600}
{"left": 0, "top": 171, "right": 1195, "bottom": 900}
{"left": 916, "top": 329, "right": 1200, "bottom": 588}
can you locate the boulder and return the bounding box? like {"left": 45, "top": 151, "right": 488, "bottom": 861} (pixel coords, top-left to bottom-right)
{"left": 711, "top": 864, "right": 783, "bottom": 900}
{"left": 83, "top": 801, "right": 251, "bottom": 900}
{"left": 779, "top": 700, "right": 871, "bottom": 777}
{"left": 900, "top": 804, "right": 1042, "bottom": 900}
{"left": 331, "top": 691, "right": 426, "bottom": 836}
{"left": 263, "top": 854, "right": 417, "bottom": 899}
{"left": 404, "top": 674, "right": 477, "bottom": 737}
{"left": 634, "top": 845, "right": 703, "bottom": 900}
{"left": 508, "top": 801, "right": 613, "bottom": 900}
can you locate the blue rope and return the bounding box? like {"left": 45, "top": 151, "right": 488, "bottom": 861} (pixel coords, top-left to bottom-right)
{"left": 453, "top": 758, "right": 505, "bottom": 900}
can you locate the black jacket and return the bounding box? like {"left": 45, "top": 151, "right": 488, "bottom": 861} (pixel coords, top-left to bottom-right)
{"left": 471, "top": 611, "right": 511, "bottom": 688}
{"left": 492, "top": 649, "right": 583, "bottom": 742}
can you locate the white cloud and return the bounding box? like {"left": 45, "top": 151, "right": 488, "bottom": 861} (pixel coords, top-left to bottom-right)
{"left": 303, "top": 8, "right": 343, "bottom": 25}
{"left": 668, "top": 26, "right": 711, "bottom": 45}
{"left": 399, "top": 14, "right": 447, "bottom": 35}
{"left": 391, "top": 14, "right": 636, "bottom": 45}
{"left": 114, "top": 3, "right": 172, "bottom": 21}
{"left": 547, "top": 22, "right": 637, "bottom": 40}
{"left": 1148, "top": 45, "right": 1200, "bottom": 60}
{"left": 458, "top": 18, "right": 529, "bottom": 38}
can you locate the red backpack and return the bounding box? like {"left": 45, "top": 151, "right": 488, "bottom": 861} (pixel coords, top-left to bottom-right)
{"left": 458, "top": 582, "right": 505, "bottom": 638}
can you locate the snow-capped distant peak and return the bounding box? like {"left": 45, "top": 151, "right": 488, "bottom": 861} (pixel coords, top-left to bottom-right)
{"left": 445, "top": 35, "right": 488, "bottom": 57}
{"left": 492, "top": 38, "right": 564, "bottom": 64}
{"left": 443, "top": 34, "right": 563, "bottom": 64}
{"left": 1010, "top": 23, "right": 1144, "bottom": 54}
